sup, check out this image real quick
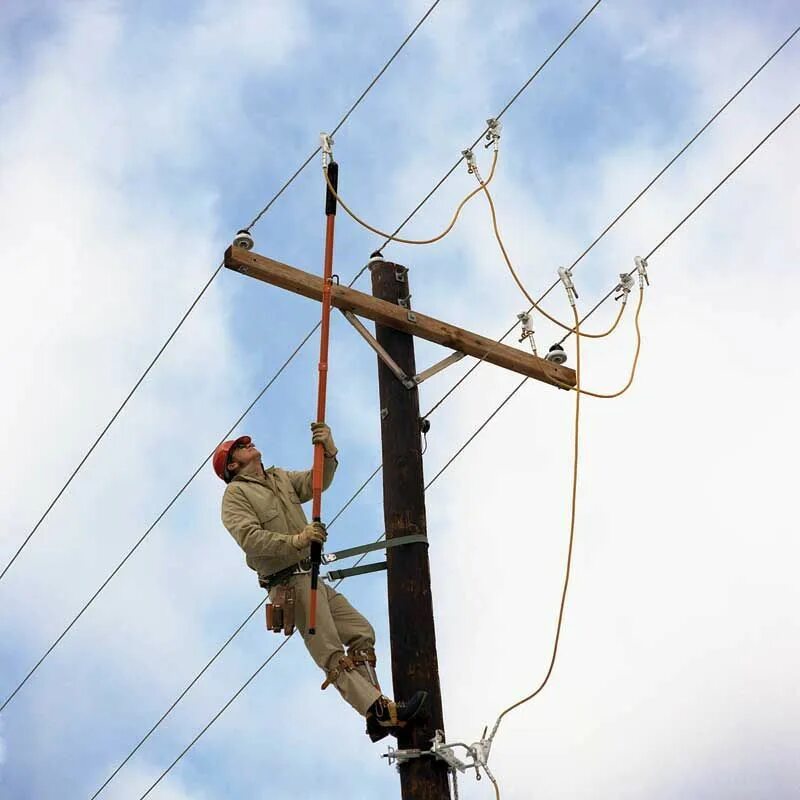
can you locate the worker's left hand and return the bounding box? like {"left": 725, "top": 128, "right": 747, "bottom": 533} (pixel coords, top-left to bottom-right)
{"left": 311, "top": 422, "right": 337, "bottom": 457}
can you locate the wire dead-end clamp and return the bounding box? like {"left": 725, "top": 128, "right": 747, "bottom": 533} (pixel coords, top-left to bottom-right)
{"left": 614, "top": 272, "right": 635, "bottom": 301}
{"left": 320, "top": 132, "right": 334, "bottom": 168}
{"left": 484, "top": 118, "right": 502, "bottom": 150}
{"left": 634, "top": 255, "right": 649, "bottom": 287}
{"left": 517, "top": 310, "right": 538, "bottom": 355}
{"left": 558, "top": 266, "right": 579, "bottom": 305}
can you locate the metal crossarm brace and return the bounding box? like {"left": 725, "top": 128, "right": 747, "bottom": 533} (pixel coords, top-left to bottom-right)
{"left": 322, "top": 533, "right": 428, "bottom": 564}
{"left": 343, "top": 310, "right": 466, "bottom": 390}
{"left": 343, "top": 310, "right": 416, "bottom": 388}
{"left": 413, "top": 351, "right": 466, "bottom": 385}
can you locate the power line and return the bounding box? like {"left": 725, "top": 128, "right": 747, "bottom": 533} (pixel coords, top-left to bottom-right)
{"left": 0, "top": 0, "right": 603, "bottom": 712}
{"left": 520, "top": 24, "right": 800, "bottom": 321}
{"left": 422, "top": 23, "right": 800, "bottom": 402}
{"left": 0, "top": 0, "right": 443, "bottom": 586}
{"left": 559, "top": 98, "right": 800, "bottom": 342}
{"left": 135, "top": 372, "right": 537, "bottom": 800}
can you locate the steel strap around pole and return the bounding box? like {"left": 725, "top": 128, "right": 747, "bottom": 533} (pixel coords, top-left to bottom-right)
{"left": 326, "top": 561, "right": 388, "bottom": 581}
{"left": 322, "top": 533, "right": 428, "bottom": 564}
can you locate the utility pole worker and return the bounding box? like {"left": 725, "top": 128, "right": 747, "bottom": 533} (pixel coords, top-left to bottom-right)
{"left": 213, "top": 423, "right": 427, "bottom": 742}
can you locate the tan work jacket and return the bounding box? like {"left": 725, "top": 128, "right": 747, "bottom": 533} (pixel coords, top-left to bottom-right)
{"left": 220, "top": 455, "right": 338, "bottom": 580}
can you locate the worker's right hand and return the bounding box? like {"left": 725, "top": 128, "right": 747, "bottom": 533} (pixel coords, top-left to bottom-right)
{"left": 292, "top": 521, "right": 327, "bottom": 550}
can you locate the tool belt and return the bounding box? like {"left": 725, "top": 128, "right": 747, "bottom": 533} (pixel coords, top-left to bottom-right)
{"left": 258, "top": 558, "right": 311, "bottom": 592}
{"left": 260, "top": 559, "right": 310, "bottom": 636}
{"left": 265, "top": 584, "right": 296, "bottom": 636}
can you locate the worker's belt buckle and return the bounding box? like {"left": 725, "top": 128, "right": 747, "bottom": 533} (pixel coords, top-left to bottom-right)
{"left": 266, "top": 585, "right": 296, "bottom": 636}
{"left": 259, "top": 558, "right": 312, "bottom": 592}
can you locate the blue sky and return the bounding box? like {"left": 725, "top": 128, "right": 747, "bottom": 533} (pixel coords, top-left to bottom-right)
{"left": 1, "top": 1, "right": 799, "bottom": 799}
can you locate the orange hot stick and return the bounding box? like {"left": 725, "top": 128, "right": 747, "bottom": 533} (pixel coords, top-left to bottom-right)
{"left": 308, "top": 159, "right": 338, "bottom": 635}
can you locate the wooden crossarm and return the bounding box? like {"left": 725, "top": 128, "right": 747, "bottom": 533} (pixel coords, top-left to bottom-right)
{"left": 224, "top": 246, "right": 576, "bottom": 389}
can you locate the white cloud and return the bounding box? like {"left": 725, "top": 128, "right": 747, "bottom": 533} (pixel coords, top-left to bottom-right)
{"left": 0, "top": 1, "right": 310, "bottom": 796}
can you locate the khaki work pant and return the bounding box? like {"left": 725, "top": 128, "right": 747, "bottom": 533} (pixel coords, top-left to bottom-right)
{"left": 271, "top": 573, "right": 382, "bottom": 716}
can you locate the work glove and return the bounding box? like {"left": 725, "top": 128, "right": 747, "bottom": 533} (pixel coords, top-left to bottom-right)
{"left": 292, "top": 521, "right": 327, "bottom": 550}
{"left": 311, "top": 422, "right": 338, "bottom": 458}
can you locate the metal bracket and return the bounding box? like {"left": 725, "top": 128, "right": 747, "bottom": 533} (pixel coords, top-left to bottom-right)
{"left": 342, "top": 310, "right": 417, "bottom": 389}
{"left": 413, "top": 351, "right": 466, "bottom": 385}
{"left": 383, "top": 730, "right": 496, "bottom": 787}
{"left": 342, "top": 310, "right": 464, "bottom": 389}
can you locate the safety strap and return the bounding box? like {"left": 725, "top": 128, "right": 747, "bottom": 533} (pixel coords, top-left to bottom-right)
{"left": 323, "top": 534, "right": 428, "bottom": 564}
{"left": 325, "top": 561, "right": 387, "bottom": 581}
{"left": 321, "top": 655, "right": 355, "bottom": 690}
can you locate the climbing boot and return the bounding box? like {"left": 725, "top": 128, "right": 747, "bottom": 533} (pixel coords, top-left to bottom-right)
{"left": 365, "top": 691, "right": 428, "bottom": 741}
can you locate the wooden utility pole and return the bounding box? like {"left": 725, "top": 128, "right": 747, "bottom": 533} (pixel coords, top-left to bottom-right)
{"left": 223, "top": 242, "right": 576, "bottom": 796}
{"left": 371, "top": 256, "right": 450, "bottom": 800}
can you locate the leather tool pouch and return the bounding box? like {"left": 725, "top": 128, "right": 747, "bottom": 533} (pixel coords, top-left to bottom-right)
{"left": 266, "top": 585, "right": 296, "bottom": 636}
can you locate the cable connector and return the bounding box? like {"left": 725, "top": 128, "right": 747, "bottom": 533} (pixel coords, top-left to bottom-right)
{"left": 558, "top": 266, "right": 579, "bottom": 306}
{"left": 517, "top": 311, "right": 537, "bottom": 355}
{"left": 320, "top": 132, "right": 334, "bottom": 169}
{"left": 484, "top": 118, "right": 502, "bottom": 150}
{"left": 614, "top": 272, "right": 635, "bottom": 302}
{"left": 634, "top": 255, "right": 649, "bottom": 287}
{"left": 462, "top": 148, "right": 479, "bottom": 177}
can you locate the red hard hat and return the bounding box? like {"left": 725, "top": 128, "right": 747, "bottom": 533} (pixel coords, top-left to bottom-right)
{"left": 212, "top": 435, "right": 251, "bottom": 482}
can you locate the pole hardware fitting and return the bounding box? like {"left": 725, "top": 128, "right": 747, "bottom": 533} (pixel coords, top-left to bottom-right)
{"left": 233, "top": 229, "right": 254, "bottom": 250}
{"left": 517, "top": 311, "right": 538, "bottom": 356}
{"left": 484, "top": 117, "right": 502, "bottom": 150}
{"left": 380, "top": 407, "right": 389, "bottom": 420}
{"left": 394, "top": 266, "right": 407, "bottom": 283}
{"left": 420, "top": 417, "right": 431, "bottom": 434}
{"left": 342, "top": 310, "right": 414, "bottom": 387}
{"left": 367, "top": 251, "right": 385, "bottom": 271}
{"left": 382, "top": 730, "right": 496, "bottom": 785}
{"left": 406, "top": 310, "right": 417, "bottom": 323}
{"left": 558, "top": 266, "right": 579, "bottom": 306}
{"left": 615, "top": 272, "right": 635, "bottom": 301}
{"left": 462, "top": 148, "right": 478, "bottom": 175}
{"left": 320, "top": 132, "right": 334, "bottom": 169}
{"left": 545, "top": 342, "right": 568, "bottom": 365}
{"left": 635, "top": 255, "right": 650, "bottom": 287}
{"left": 398, "top": 293, "right": 412, "bottom": 309}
